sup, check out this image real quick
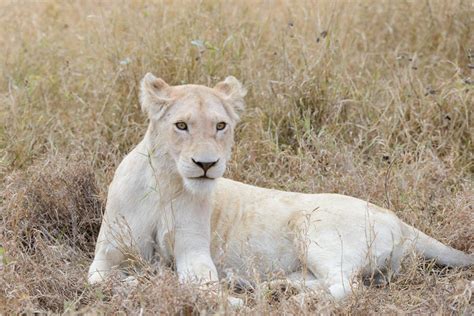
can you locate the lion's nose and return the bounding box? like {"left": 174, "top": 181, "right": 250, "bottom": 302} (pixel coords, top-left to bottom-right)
{"left": 192, "top": 158, "right": 218, "bottom": 172}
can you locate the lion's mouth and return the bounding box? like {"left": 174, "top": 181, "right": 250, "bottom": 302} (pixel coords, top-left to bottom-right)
{"left": 190, "top": 175, "right": 214, "bottom": 180}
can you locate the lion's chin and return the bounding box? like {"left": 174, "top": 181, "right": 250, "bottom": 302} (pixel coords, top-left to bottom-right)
{"left": 183, "top": 177, "right": 217, "bottom": 195}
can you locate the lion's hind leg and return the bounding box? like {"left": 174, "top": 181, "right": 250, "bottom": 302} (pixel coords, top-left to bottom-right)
{"left": 290, "top": 213, "right": 365, "bottom": 301}
{"left": 363, "top": 238, "right": 407, "bottom": 287}
{"left": 299, "top": 243, "right": 360, "bottom": 301}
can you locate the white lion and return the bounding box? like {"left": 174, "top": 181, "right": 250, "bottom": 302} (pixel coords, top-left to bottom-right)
{"left": 88, "top": 73, "right": 473, "bottom": 301}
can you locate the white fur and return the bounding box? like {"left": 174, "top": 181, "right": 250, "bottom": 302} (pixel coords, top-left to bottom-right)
{"left": 89, "top": 74, "right": 473, "bottom": 301}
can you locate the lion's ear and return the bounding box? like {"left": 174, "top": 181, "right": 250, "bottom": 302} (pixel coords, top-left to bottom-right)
{"left": 214, "top": 76, "right": 247, "bottom": 118}
{"left": 139, "top": 72, "right": 171, "bottom": 119}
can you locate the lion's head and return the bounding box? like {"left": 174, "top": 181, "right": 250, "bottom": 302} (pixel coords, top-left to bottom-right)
{"left": 139, "top": 73, "right": 246, "bottom": 193}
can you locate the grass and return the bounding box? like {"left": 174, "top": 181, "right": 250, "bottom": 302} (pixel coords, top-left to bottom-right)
{"left": 0, "top": 0, "right": 473, "bottom": 314}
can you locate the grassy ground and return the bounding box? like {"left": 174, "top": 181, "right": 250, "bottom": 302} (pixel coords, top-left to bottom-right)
{"left": 1, "top": 0, "right": 473, "bottom": 314}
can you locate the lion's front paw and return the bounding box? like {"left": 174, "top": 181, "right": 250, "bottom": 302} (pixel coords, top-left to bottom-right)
{"left": 88, "top": 270, "right": 106, "bottom": 284}
{"left": 178, "top": 261, "right": 218, "bottom": 283}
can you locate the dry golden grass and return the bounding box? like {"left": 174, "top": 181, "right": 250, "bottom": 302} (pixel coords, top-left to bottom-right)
{"left": 0, "top": 0, "right": 473, "bottom": 314}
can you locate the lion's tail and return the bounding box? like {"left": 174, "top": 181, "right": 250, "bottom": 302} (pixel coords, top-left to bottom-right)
{"left": 402, "top": 223, "right": 473, "bottom": 267}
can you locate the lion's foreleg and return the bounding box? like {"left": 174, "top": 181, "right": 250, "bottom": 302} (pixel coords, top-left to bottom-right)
{"left": 173, "top": 198, "right": 218, "bottom": 284}
{"left": 88, "top": 226, "right": 126, "bottom": 284}
{"left": 88, "top": 216, "right": 137, "bottom": 284}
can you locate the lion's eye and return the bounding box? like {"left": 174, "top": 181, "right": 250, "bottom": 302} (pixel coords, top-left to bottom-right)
{"left": 216, "top": 122, "right": 227, "bottom": 131}
{"left": 175, "top": 122, "right": 188, "bottom": 130}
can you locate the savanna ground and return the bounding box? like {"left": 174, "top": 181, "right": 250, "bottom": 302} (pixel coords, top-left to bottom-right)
{"left": 0, "top": 0, "right": 473, "bottom": 314}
